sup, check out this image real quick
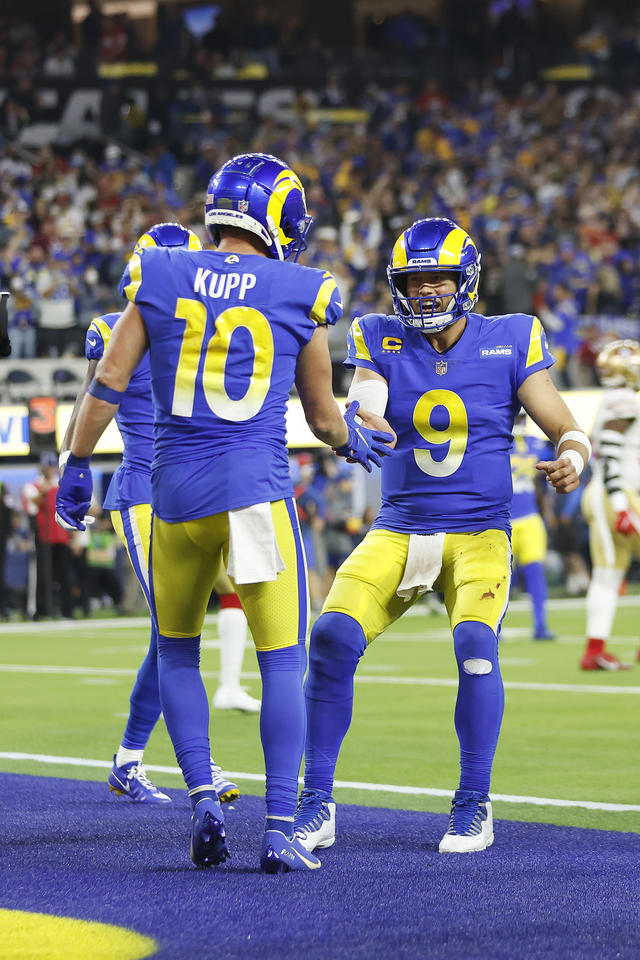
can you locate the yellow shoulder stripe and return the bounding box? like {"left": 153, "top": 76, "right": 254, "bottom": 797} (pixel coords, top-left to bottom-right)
{"left": 123, "top": 253, "right": 142, "bottom": 303}
{"left": 350, "top": 318, "right": 372, "bottom": 362}
{"left": 310, "top": 273, "right": 337, "bottom": 326}
{"left": 88, "top": 316, "right": 113, "bottom": 350}
{"left": 525, "top": 315, "right": 544, "bottom": 368}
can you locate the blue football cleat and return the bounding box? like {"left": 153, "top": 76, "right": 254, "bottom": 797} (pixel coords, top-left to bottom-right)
{"left": 210, "top": 759, "right": 240, "bottom": 803}
{"left": 190, "top": 797, "right": 230, "bottom": 867}
{"left": 439, "top": 789, "right": 493, "bottom": 853}
{"left": 293, "top": 788, "right": 336, "bottom": 851}
{"left": 260, "top": 830, "right": 321, "bottom": 873}
{"left": 108, "top": 756, "right": 171, "bottom": 804}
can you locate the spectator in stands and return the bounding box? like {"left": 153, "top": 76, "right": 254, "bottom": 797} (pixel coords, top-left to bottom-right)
{"left": 7, "top": 276, "right": 38, "bottom": 358}
{"left": 0, "top": 481, "right": 13, "bottom": 618}
{"left": 22, "top": 453, "right": 73, "bottom": 619}
{"left": 35, "top": 258, "right": 78, "bottom": 357}
{"left": 43, "top": 32, "right": 76, "bottom": 77}
{"left": 542, "top": 283, "right": 583, "bottom": 388}
{"left": 87, "top": 514, "right": 123, "bottom": 613}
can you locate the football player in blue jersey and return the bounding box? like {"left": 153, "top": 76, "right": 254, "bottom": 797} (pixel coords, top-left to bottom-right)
{"left": 510, "top": 414, "right": 555, "bottom": 640}
{"left": 293, "top": 217, "right": 591, "bottom": 856}
{"left": 55, "top": 154, "right": 394, "bottom": 872}
{"left": 60, "top": 222, "right": 249, "bottom": 806}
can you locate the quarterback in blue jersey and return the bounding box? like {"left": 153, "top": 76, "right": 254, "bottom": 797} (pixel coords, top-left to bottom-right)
{"left": 56, "top": 154, "right": 394, "bottom": 872}
{"left": 294, "top": 217, "right": 591, "bottom": 856}
{"left": 510, "top": 417, "right": 555, "bottom": 640}
{"left": 61, "top": 223, "right": 246, "bottom": 807}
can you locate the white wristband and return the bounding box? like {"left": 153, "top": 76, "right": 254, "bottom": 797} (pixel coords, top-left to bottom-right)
{"left": 58, "top": 449, "right": 71, "bottom": 471}
{"left": 556, "top": 430, "right": 592, "bottom": 462}
{"left": 559, "top": 448, "right": 585, "bottom": 476}
{"left": 347, "top": 377, "right": 389, "bottom": 417}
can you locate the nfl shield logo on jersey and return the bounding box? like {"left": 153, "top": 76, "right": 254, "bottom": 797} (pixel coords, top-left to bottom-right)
{"left": 435, "top": 360, "right": 448, "bottom": 376}
{"left": 238, "top": 200, "right": 249, "bottom": 212}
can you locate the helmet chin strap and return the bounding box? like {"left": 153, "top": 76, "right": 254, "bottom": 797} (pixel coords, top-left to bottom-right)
{"left": 266, "top": 213, "right": 284, "bottom": 261}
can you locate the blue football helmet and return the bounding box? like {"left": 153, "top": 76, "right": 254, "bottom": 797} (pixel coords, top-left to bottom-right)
{"left": 387, "top": 218, "right": 481, "bottom": 332}
{"left": 134, "top": 221, "right": 202, "bottom": 255}
{"left": 204, "top": 153, "right": 313, "bottom": 262}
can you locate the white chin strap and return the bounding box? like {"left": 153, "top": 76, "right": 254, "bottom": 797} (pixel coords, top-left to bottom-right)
{"left": 266, "top": 214, "right": 284, "bottom": 261}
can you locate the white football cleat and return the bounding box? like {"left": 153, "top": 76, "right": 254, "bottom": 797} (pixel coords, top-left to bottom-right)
{"left": 293, "top": 789, "right": 336, "bottom": 851}
{"left": 212, "top": 685, "right": 261, "bottom": 713}
{"left": 439, "top": 790, "right": 494, "bottom": 853}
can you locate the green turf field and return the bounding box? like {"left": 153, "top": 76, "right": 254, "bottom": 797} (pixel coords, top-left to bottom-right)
{"left": 2, "top": 595, "right": 639, "bottom": 833}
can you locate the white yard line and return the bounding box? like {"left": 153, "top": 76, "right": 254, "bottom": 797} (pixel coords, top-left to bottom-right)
{"left": 1, "top": 662, "right": 638, "bottom": 695}
{"left": 1, "top": 751, "right": 638, "bottom": 814}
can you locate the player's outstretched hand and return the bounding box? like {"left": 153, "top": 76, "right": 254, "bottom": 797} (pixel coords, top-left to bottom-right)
{"left": 55, "top": 455, "right": 94, "bottom": 531}
{"left": 334, "top": 401, "right": 395, "bottom": 473}
{"left": 347, "top": 402, "right": 397, "bottom": 450}
{"left": 536, "top": 457, "right": 580, "bottom": 494}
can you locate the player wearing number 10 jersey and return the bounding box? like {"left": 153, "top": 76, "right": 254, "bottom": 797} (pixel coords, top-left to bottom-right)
{"left": 294, "top": 217, "right": 591, "bottom": 857}
{"left": 55, "top": 152, "right": 394, "bottom": 872}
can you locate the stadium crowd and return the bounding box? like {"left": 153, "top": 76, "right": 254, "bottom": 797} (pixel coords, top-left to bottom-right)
{"left": 2, "top": 75, "right": 640, "bottom": 384}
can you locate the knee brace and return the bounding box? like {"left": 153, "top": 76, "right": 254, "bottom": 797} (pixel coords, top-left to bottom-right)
{"left": 453, "top": 621, "right": 498, "bottom": 676}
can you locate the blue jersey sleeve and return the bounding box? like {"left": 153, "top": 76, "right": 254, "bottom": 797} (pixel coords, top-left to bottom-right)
{"left": 513, "top": 315, "right": 555, "bottom": 388}
{"left": 345, "top": 315, "right": 386, "bottom": 375}
{"left": 85, "top": 313, "right": 119, "bottom": 361}
{"left": 308, "top": 270, "right": 342, "bottom": 327}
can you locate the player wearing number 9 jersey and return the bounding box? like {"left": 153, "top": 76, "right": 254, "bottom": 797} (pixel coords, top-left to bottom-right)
{"left": 55, "top": 152, "right": 395, "bottom": 872}
{"left": 294, "top": 217, "right": 591, "bottom": 858}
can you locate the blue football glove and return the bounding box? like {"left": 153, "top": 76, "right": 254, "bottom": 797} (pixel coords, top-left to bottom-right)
{"left": 55, "top": 455, "right": 94, "bottom": 531}
{"left": 334, "top": 401, "right": 395, "bottom": 473}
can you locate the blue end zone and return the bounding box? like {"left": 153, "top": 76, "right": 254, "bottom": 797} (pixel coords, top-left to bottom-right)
{"left": 1, "top": 773, "right": 638, "bottom": 959}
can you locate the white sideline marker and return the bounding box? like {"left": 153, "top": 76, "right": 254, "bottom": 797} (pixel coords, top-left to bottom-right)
{"left": 1, "top": 752, "right": 639, "bottom": 814}
{"left": 1, "top": 663, "right": 639, "bottom": 696}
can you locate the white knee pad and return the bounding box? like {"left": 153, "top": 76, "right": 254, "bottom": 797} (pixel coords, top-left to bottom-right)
{"left": 585, "top": 567, "right": 624, "bottom": 640}
{"left": 462, "top": 658, "right": 493, "bottom": 676}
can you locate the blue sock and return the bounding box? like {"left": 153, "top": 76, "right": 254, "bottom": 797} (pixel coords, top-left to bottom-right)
{"left": 189, "top": 788, "right": 218, "bottom": 811}
{"left": 256, "top": 643, "right": 307, "bottom": 832}
{"left": 304, "top": 612, "right": 366, "bottom": 794}
{"left": 453, "top": 621, "right": 504, "bottom": 796}
{"left": 156, "top": 634, "right": 211, "bottom": 792}
{"left": 521, "top": 562, "right": 549, "bottom": 635}
{"left": 121, "top": 619, "right": 162, "bottom": 750}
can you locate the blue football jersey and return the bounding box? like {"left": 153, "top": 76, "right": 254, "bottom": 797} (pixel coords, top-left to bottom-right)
{"left": 510, "top": 433, "right": 554, "bottom": 521}
{"left": 85, "top": 313, "right": 153, "bottom": 510}
{"left": 120, "top": 247, "right": 341, "bottom": 522}
{"left": 345, "top": 311, "right": 555, "bottom": 534}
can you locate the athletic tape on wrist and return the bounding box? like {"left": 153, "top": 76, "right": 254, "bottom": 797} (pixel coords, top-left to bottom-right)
{"left": 88, "top": 378, "right": 124, "bottom": 405}
{"left": 556, "top": 429, "right": 591, "bottom": 459}
{"left": 556, "top": 430, "right": 591, "bottom": 474}
{"left": 560, "top": 448, "right": 585, "bottom": 476}
{"left": 347, "top": 378, "right": 389, "bottom": 417}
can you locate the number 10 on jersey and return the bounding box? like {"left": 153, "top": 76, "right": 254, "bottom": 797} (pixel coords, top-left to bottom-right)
{"left": 171, "top": 298, "right": 275, "bottom": 422}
